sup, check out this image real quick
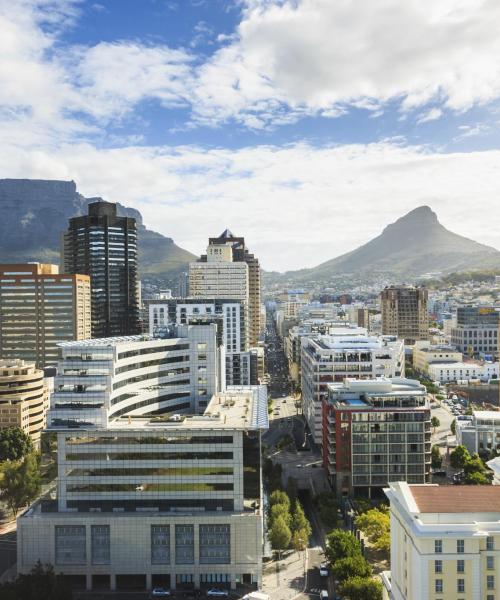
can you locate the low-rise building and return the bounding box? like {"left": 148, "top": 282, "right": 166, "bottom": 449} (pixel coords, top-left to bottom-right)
{"left": 427, "top": 360, "right": 498, "bottom": 383}
{"left": 383, "top": 482, "right": 500, "bottom": 600}
{"left": 301, "top": 328, "right": 405, "bottom": 445}
{"left": 412, "top": 342, "right": 462, "bottom": 374}
{"left": 0, "top": 359, "right": 49, "bottom": 446}
{"left": 456, "top": 411, "right": 500, "bottom": 455}
{"left": 322, "top": 378, "right": 430, "bottom": 498}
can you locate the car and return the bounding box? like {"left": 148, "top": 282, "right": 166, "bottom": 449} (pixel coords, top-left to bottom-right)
{"left": 319, "top": 563, "right": 329, "bottom": 577}
{"left": 151, "top": 588, "right": 171, "bottom": 598}
{"left": 206, "top": 589, "right": 229, "bottom": 597}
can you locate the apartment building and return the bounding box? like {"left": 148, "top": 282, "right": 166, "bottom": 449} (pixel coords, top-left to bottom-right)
{"left": 322, "top": 378, "right": 430, "bottom": 498}
{"left": 62, "top": 201, "right": 140, "bottom": 338}
{"left": 48, "top": 325, "right": 224, "bottom": 430}
{"left": 301, "top": 328, "right": 405, "bottom": 444}
{"left": 456, "top": 411, "right": 500, "bottom": 455}
{"left": 381, "top": 286, "right": 429, "bottom": 344}
{"left": 383, "top": 482, "right": 500, "bottom": 600}
{"left": 0, "top": 359, "right": 49, "bottom": 446}
{"left": 18, "top": 386, "right": 268, "bottom": 592}
{"left": 146, "top": 298, "right": 258, "bottom": 386}
{"left": 450, "top": 306, "right": 499, "bottom": 355}
{"left": 0, "top": 263, "right": 91, "bottom": 367}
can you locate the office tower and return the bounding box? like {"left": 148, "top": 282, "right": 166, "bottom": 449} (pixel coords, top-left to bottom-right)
{"left": 301, "top": 327, "right": 405, "bottom": 445}
{"left": 381, "top": 285, "right": 429, "bottom": 344}
{"left": 19, "top": 388, "right": 267, "bottom": 592}
{"left": 451, "top": 306, "right": 499, "bottom": 354}
{"left": 383, "top": 482, "right": 500, "bottom": 600}
{"left": 0, "top": 359, "right": 49, "bottom": 446}
{"left": 62, "top": 201, "right": 139, "bottom": 338}
{"left": 0, "top": 263, "right": 91, "bottom": 367}
{"left": 191, "top": 230, "right": 262, "bottom": 347}
{"left": 48, "top": 325, "right": 224, "bottom": 429}
{"left": 322, "top": 378, "right": 430, "bottom": 497}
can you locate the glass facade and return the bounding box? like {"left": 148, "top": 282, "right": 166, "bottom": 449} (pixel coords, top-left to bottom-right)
{"left": 199, "top": 525, "right": 230, "bottom": 564}
{"left": 55, "top": 525, "right": 86, "bottom": 565}
{"left": 151, "top": 525, "right": 170, "bottom": 565}
{"left": 176, "top": 525, "right": 194, "bottom": 565}
{"left": 91, "top": 525, "right": 110, "bottom": 564}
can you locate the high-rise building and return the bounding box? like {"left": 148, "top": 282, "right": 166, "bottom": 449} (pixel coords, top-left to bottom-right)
{"left": 450, "top": 306, "right": 499, "bottom": 355}
{"left": 322, "top": 378, "right": 430, "bottom": 498}
{"left": 0, "top": 359, "right": 49, "bottom": 446}
{"left": 382, "top": 482, "right": 500, "bottom": 600}
{"left": 191, "top": 230, "right": 263, "bottom": 347}
{"left": 0, "top": 263, "right": 91, "bottom": 367}
{"left": 301, "top": 327, "right": 405, "bottom": 444}
{"left": 381, "top": 286, "right": 428, "bottom": 344}
{"left": 62, "top": 201, "right": 139, "bottom": 338}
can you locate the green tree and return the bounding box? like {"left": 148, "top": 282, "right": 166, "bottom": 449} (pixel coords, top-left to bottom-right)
{"left": 0, "top": 427, "right": 33, "bottom": 462}
{"left": 450, "top": 445, "right": 471, "bottom": 469}
{"left": 269, "top": 516, "right": 291, "bottom": 558}
{"left": 332, "top": 556, "right": 372, "bottom": 583}
{"left": 325, "top": 530, "right": 362, "bottom": 565}
{"left": 269, "top": 503, "right": 291, "bottom": 527}
{"left": 431, "top": 445, "right": 442, "bottom": 469}
{"left": 0, "top": 561, "right": 72, "bottom": 600}
{"left": 291, "top": 530, "right": 308, "bottom": 551}
{"left": 464, "top": 453, "right": 485, "bottom": 475}
{"left": 451, "top": 419, "right": 456, "bottom": 435}
{"left": 431, "top": 416, "right": 440, "bottom": 433}
{"left": 291, "top": 502, "right": 311, "bottom": 538}
{"left": 0, "top": 453, "right": 41, "bottom": 517}
{"left": 269, "top": 489, "right": 290, "bottom": 510}
{"left": 464, "top": 471, "right": 492, "bottom": 485}
{"left": 338, "top": 576, "right": 383, "bottom": 600}
{"left": 354, "top": 508, "right": 390, "bottom": 553}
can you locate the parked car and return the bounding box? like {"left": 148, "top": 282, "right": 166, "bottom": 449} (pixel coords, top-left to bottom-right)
{"left": 319, "top": 563, "right": 329, "bottom": 577}
{"left": 207, "top": 589, "right": 229, "bottom": 598}
{"left": 151, "top": 589, "right": 171, "bottom": 598}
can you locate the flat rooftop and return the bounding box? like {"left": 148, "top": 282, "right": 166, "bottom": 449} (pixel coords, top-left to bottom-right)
{"left": 58, "top": 335, "right": 154, "bottom": 347}
{"left": 409, "top": 485, "right": 500, "bottom": 514}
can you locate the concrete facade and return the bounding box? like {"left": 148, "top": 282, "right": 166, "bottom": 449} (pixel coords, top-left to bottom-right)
{"left": 381, "top": 286, "right": 428, "bottom": 344}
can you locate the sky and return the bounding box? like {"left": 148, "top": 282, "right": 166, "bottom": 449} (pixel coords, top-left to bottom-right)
{"left": 1, "top": 0, "right": 500, "bottom": 271}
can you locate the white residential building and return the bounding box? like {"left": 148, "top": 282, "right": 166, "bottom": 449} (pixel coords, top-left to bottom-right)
{"left": 427, "top": 361, "right": 498, "bottom": 383}
{"left": 301, "top": 328, "right": 405, "bottom": 445}
{"left": 48, "top": 325, "right": 224, "bottom": 430}
{"left": 18, "top": 386, "right": 268, "bottom": 593}
{"left": 456, "top": 411, "right": 500, "bottom": 455}
{"left": 383, "top": 482, "right": 500, "bottom": 600}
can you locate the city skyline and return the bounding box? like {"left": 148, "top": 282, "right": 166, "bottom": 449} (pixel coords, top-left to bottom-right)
{"left": 1, "top": 1, "right": 500, "bottom": 270}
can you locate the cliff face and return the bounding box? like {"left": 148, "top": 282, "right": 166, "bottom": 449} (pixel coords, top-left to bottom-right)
{"left": 0, "top": 179, "right": 196, "bottom": 274}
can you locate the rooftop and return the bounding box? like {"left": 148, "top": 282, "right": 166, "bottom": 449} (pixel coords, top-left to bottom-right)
{"left": 409, "top": 484, "right": 500, "bottom": 513}
{"left": 473, "top": 410, "right": 500, "bottom": 420}
{"left": 58, "top": 335, "right": 154, "bottom": 348}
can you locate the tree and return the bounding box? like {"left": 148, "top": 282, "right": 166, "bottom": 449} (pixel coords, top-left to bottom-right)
{"left": 270, "top": 503, "right": 291, "bottom": 527}
{"left": 0, "top": 427, "right": 33, "bottom": 462}
{"left": 431, "top": 416, "right": 440, "bottom": 433}
{"left": 269, "top": 516, "right": 291, "bottom": 558}
{"left": 464, "top": 471, "right": 492, "bottom": 485}
{"left": 332, "top": 556, "right": 372, "bottom": 583}
{"left": 354, "top": 508, "right": 390, "bottom": 553}
{"left": 0, "top": 561, "right": 72, "bottom": 600}
{"left": 450, "top": 445, "right": 471, "bottom": 469}
{"left": 338, "top": 576, "right": 383, "bottom": 600}
{"left": 451, "top": 418, "right": 457, "bottom": 435}
{"left": 269, "top": 489, "right": 290, "bottom": 510}
{"left": 291, "top": 502, "right": 311, "bottom": 537}
{"left": 325, "top": 530, "right": 362, "bottom": 565}
{"left": 0, "top": 453, "right": 41, "bottom": 517}
{"left": 291, "top": 530, "right": 308, "bottom": 551}
{"left": 431, "top": 445, "right": 442, "bottom": 469}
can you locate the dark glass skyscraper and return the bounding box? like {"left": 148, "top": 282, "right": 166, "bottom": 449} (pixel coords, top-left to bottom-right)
{"left": 62, "top": 201, "right": 139, "bottom": 337}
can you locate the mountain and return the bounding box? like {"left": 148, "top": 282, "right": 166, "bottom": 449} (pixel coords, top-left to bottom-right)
{"left": 0, "top": 179, "right": 196, "bottom": 276}
{"left": 283, "top": 205, "right": 500, "bottom": 283}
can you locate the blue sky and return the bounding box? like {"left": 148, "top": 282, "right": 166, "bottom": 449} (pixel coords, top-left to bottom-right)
{"left": 1, "top": 0, "right": 500, "bottom": 270}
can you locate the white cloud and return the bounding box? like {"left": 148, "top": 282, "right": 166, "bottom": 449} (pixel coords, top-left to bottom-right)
{"left": 2, "top": 139, "right": 500, "bottom": 271}
{"left": 416, "top": 108, "right": 443, "bottom": 124}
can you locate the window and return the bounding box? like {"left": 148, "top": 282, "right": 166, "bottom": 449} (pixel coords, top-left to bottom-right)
{"left": 434, "top": 560, "right": 442, "bottom": 573}
{"left": 55, "top": 526, "right": 86, "bottom": 565}
{"left": 151, "top": 525, "right": 170, "bottom": 565}
{"left": 91, "top": 525, "right": 110, "bottom": 565}
{"left": 435, "top": 579, "right": 443, "bottom": 593}
{"left": 457, "top": 559, "right": 465, "bottom": 573}
{"left": 487, "top": 595, "right": 494, "bottom": 600}
{"left": 435, "top": 539, "right": 443, "bottom": 553}
{"left": 488, "top": 576, "right": 495, "bottom": 590}
{"left": 457, "top": 539, "right": 465, "bottom": 553}
{"left": 175, "top": 525, "right": 194, "bottom": 565}
{"left": 457, "top": 579, "right": 465, "bottom": 593}
{"left": 488, "top": 537, "right": 495, "bottom": 551}
{"left": 488, "top": 556, "right": 495, "bottom": 571}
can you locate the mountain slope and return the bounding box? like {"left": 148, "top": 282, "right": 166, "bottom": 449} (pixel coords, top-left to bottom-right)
{"left": 288, "top": 206, "right": 500, "bottom": 282}
{"left": 0, "top": 179, "right": 196, "bottom": 276}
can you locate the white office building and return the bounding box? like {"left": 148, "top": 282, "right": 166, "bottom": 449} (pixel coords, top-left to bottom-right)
{"left": 427, "top": 361, "right": 498, "bottom": 383}
{"left": 49, "top": 325, "right": 224, "bottom": 430}
{"left": 301, "top": 328, "right": 404, "bottom": 444}
{"left": 456, "top": 411, "right": 500, "bottom": 455}
{"left": 18, "top": 386, "right": 268, "bottom": 593}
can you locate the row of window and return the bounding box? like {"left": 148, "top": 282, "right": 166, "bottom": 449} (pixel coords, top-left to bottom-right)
{"left": 434, "top": 576, "right": 494, "bottom": 593}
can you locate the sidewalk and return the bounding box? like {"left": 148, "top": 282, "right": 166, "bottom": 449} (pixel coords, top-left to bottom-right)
{"left": 262, "top": 550, "right": 307, "bottom": 600}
